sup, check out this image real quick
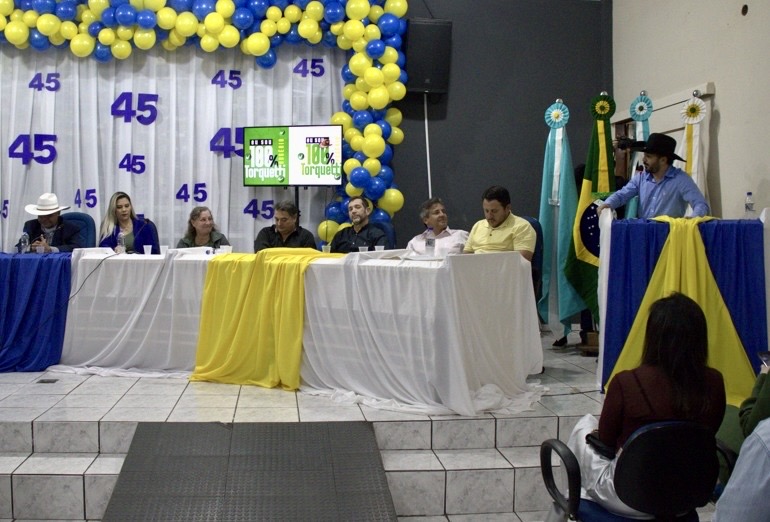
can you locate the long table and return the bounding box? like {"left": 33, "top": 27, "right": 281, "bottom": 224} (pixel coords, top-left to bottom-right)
{"left": 0, "top": 253, "right": 71, "bottom": 371}
{"left": 301, "top": 251, "right": 543, "bottom": 416}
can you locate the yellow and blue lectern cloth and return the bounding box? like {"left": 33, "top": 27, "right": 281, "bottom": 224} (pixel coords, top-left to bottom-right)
{"left": 604, "top": 218, "right": 765, "bottom": 406}
{"left": 191, "top": 248, "right": 341, "bottom": 389}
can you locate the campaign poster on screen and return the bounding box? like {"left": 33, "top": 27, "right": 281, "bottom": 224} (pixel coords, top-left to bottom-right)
{"left": 243, "top": 125, "right": 342, "bottom": 186}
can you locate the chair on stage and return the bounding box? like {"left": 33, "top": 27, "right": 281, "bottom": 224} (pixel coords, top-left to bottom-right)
{"left": 371, "top": 221, "right": 397, "bottom": 250}
{"left": 540, "top": 421, "right": 736, "bottom": 521}
{"left": 61, "top": 212, "right": 97, "bottom": 248}
{"left": 522, "top": 216, "right": 544, "bottom": 316}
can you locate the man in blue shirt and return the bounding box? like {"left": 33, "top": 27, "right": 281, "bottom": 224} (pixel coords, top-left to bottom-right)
{"left": 597, "top": 133, "right": 709, "bottom": 218}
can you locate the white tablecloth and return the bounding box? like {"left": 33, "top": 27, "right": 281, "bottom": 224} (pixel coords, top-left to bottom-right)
{"left": 301, "top": 251, "right": 543, "bottom": 416}
{"left": 56, "top": 248, "right": 211, "bottom": 375}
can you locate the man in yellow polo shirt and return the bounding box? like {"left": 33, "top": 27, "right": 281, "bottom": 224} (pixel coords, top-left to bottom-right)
{"left": 463, "top": 185, "right": 535, "bottom": 261}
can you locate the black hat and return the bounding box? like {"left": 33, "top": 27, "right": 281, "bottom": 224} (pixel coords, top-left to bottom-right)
{"left": 639, "top": 133, "right": 685, "bottom": 162}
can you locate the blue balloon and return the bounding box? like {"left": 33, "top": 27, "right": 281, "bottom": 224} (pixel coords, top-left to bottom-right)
{"left": 349, "top": 167, "right": 370, "bottom": 189}
{"left": 377, "top": 165, "right": 394, "bottom": 186}
{"left": 32, "top": 0, "right": 55, "bottom": 14}
{"left": 323, "top": 0, "right": 344, "bottom": 22}
{"left": 398, "top": 70, "right": 408, "bottom": 84}
{"left": 370, "top": 207, "right": 391, "bottom": 223}
{"left": 340, "top": 196, "right": 351, "bottom": 214}
{"left": 342, "top": 143, "right": 354, "bottom": 160}
{"left": 114, "top": 4, "right": 137, "bottom": 26}
{"left": 192, "top": 0, "right": 215, "bottom": 20}
{"left": 398, "top": 19, "right": 407, "bottom": 35}
{"left": 396, "top": 50, "right": 405, "bottom": 68}
{"left": 255, "top": 48, "right": 277, "bottom": 69}
{"left": 231, "top": 7, "right": 254, "bottom": 29}
{"left": 376, "top": 120, "right": 392, "bottom": 140}
{"left": 377, "top": 13, "right": 399, "bottom": 37}
{"left": 168, "top": 0, "right": 192, "bottom": 11}
{"left": 247, "top": 0, "right": 268, "bottom": 17}
{"left": 93, "top": 42, "right": 113, "bottom": 62}
{"left": 29, "top": 29, "right": 51, "bottom": 51}
{"left": 55, "top": 1, "right": 77, "bottom": 20}
{"left": 87, "top": 21, "right": 104, "bottom": 37}
{"left": 341, "top": 100, "right": 353, "bottom": 115}
{"left": 379, "top": 143, "right": 394, "bottom": 165}
{"left": 341, "top": 64, "right": 355, "bottom": 83}
{"left": 352, "top": 109, "right": 374, "bottom": 130}
{"left": 156, "top": 28, "right": 169, "bottom": 40}
{"left": 364, "top": 177, "right": 387, "bottom": 201}
{"left": 19, "top": 0, "right": 33, "bottom": 10}
{"left": 325, "top": 202, "right": 346, "bottom": 224}
{"left": 136, "top": 10, "right": 157, "bottom": 29}
{"left": 384, "top": 34, "right": 401, "bottom": 49}
{"left": 270, "top": 0, "right": 288, "bottom": 8}
{"left": 365, "top": 39, "right": 385, "bottom": 59}
{"left": 100, "top": 7, "right": 116, "bottom": 26}
{"left": 370, "top": 108, "right": 386, "bottom": 120}
{"left": 111, "top": 0, "right": 130, "bottom": 6}
{"left": 353, "top": 151, "right": 366, "bottom": 163}
{"left": 284, "top": 24, "right": 302, "bottom": 44}
{"left": 233, "top": 0, "right": 247, "bottom": 6}
{"left": 321, "top": 30, "right": 336, "bottom": 48}
{"left": 269, "top": 33, "right": 283, "bottom": 47}
{"left": 293, "top": 0, "right": 309, "bottom": 7}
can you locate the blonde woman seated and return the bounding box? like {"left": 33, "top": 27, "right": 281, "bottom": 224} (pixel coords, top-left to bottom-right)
{"left": 176, "top": 206, "right": 230, "bottom": 249}
{"left": 99, "top": 191, "right": 159, "bottom": 254}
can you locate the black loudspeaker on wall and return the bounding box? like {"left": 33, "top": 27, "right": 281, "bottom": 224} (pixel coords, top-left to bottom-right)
{"left": 404, "top": 18, "right": 452, "bottom": 94}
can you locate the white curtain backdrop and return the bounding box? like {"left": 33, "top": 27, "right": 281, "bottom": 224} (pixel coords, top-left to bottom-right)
{"left": 0, "top": 45, "right": 345, "bottom": 252}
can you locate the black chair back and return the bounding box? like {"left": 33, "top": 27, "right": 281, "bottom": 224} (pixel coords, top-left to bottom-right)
{"left": 614, "top": 421, "right": 718, "bottom": 517}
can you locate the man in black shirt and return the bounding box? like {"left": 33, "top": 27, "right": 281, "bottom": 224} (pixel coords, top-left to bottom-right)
{"left": 254, "top": 200, "right": 316, "bottom": 252}
{"left": 19, "top": 192, "right": 85, "bottom": 253}
{"left": 329, "top": 196, "right": 386, "bottom": 253}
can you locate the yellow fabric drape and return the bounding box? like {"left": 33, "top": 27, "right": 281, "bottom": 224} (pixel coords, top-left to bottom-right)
{"left": 191, "top": 248, "right": 342, "bottom": 389}
{"left": 606, "top": 217, "right": 755, "bottom": 407}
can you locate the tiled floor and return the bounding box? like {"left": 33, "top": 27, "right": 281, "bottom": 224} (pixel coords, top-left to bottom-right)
{"left": 0, "top": 332, "right": 716, "bottom": 521}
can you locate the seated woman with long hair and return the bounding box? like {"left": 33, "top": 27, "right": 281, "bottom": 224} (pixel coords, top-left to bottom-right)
{"left": 176, "top": 206, "right": 230, "bottom": 249}
{"left": 564, "top": 292, "right": 725, "bottom": 519}
{"left": 98, "top": 191, "right": 159, "bottom": 254}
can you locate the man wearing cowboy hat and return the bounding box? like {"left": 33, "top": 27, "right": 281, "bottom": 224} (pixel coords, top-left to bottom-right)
{"left": 597, "top": 133, "right": 709, "bottom": 218}
{"left": 17, "top": 193, "right": 85, "bottom": 253}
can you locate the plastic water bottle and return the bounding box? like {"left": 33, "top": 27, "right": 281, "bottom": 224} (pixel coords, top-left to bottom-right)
{"left": 18, "top": 232, "right": 29, "bottom": 254}
{"left": 744, "top": 192, "right": 756, "bottom": 219}
{"left": 117, "top": 231, "right": 126, "bottom": 253}
{"left": 425, "top": 228, "right": 435, "bottom": 256}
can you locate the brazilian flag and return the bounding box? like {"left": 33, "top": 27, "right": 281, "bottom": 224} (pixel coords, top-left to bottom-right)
{"left": 565, "top": 94, "right": 616, "bottom": 322}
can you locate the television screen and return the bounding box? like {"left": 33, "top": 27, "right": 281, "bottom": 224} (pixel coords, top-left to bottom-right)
{"left": 243, "top": 125, "right": 343, "bottom": 187}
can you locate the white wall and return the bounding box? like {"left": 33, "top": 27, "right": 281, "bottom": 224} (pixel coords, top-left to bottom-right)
{"left": 613, "top": 0, "right": 770, "bottom": 217}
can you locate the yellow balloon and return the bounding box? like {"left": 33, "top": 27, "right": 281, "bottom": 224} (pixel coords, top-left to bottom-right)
{"left": 330, "top": 111, "right": 353, "bottom": 132}
{"left": 81, "top": 9, "right": 97, "bottom": 25}
{"left": 342, "top": 83, "right": 356, "bottom": 100}
{"left": 36, "top": 13, "right": 60, "bottom": 36}
{"left": 307, "top": 29, "right": 322, "bottom": 44}
{"left": 129, "top": 0, "right": 144, "bottom": 10}
{"left": 297, "top": 18, "right": 317, "bottom": 39}
{"left": 378, "top": 188, "right": 404, "bottom": 214}
{"left": 144, "top": 0, "right": 166, "bottom": 12}
{"left": 218, "top": 24, "right": 239, "bottom": 47}
{"left": 344, "top": 128, "right": 362, "bottom": 145}
{"left": 387, "top": 81, "right": 406, "bottom": 101}
{"left": 362, "top": 134, "right": 386, "bottom": 158}
{"left": 265, "top": 5, "right": 281, "bottom": 21}
{"left": 317, "top": 220, "right": 340, "bottom": 242}
{"left": 49, "top": 31, "right": 64, "bottom": 45}
{"left": 0, "top": 0, "right": 12, "bottom": 17}
{"left": 22, "top": 10, "right": 38, "bottom": 28}
{"left": 342, "top": 160, "right": 360, "bottom": 177}
{"left": 342, "top": 19, "right": 364, "bottom": 41}
{"left": 349, "top": 134, "right": 364, "bottom": 152}
{"left": 364, "top": 123, "right": 382, "bottom": 137}
{"left": 70, "top": 33, "right": 95, "bottom": 57}
{"left": 246, "top": 31, "right": 269, "bottom": 55}
{"left": 168, "top": 28, "right": 185, "bottom": 46}
{"left": 335, "top": 34, "right": 352, "bottom": 50}
{"left": 98, "top": 27, "right": 116, "bottom": 45}
{"left": 215, "top": 0, "right": 234, "bottom": 18}
{"left": 4, "top": 20, "right": 29, "bottom": 44}
{"left": 260, "top": 19, "right": 276, "bottom": 37}
{"left": 345, "top": 0, "right": 369, "bottom": 20}
{"left": 116, "top": 26, "right": 134, "bottom": 41}
{"left": 156, "top": 7, "right": 177, "bottom": 29}
{"left": 0, "top": 14, "right": 5, "bottom": 31}
{"left": 78, "top": 22, "right": 89, "bottom": 34}
{"left": 364, "top": 24, "right": 380, "bottom": 41}
{"left": 175, "top": 12, "right": 198, "bottom": 37}
{"left": 355, "top": 77, "right": 371, "bottom": 93}
{"left": 9, "top": 8, "right": 23, "bottom": 22}
{"left": 59, "top": 21, "right": 78, "bottom": 39}
{"left": 111, "top": 39, "right": 132, "bottom": 59}
{"left": 384, "top": 107, "right": 402, "bottom": 126}
{"left": 349, "top": 91, "right": 369, "bottom": 111}
{"left": 348, "top": 51, "right": 372, "bottom": 76}
{"left": 367, "top": 85, "right": 390, "bottom": 110}
{"left": 351, "top": 37, "right": 367, "bottom": 53}
{"left": 379, "top": 46, "right": 398, "bottom": 64}
{"left": 196, "top": 22, "right": 207, "bottom": 37}
{"left": 344, "top": 182, "right": 364, "bottom": 197}
{"left": 387, "top": 126, "right": 404, "bottom": 145}
{"left": 199, "top": 33, "right": 219, "bottom": 52}
{"left": 134, "top": 28, "right": 156, "bottom": 49}
{"left": 368, "top": 5, "right": 383, "bottom": 23}
{"left": 305, "top": 1, "right": 324, "bottom": 22}
{"left": 275, "top": 16, "right": 290, "bottom": 34}
{"left": 384, "top": 0, "right": 408, "bottom": 18}
{"left": 329, "top": 20, "right": 344, "bottom": 35}
{"left": 204, "top": 12, "right": 224, "bottom": 34}
{"left": 363, "top": 66, "right": 384, "bottom": 87}
{"left": 161, "top": 39, "right": 176, "bottom": 50}
{"left": 363, "top": 158, "right": 381, "bottom": 176}
{"left": 14, "top": 40, "right": 29, "bottom": 49}
{"left": 283, "top": 4, "right": 301, "bottom": 23}
{"left": 381, "top": 63, "right": 400, "bottom": 83}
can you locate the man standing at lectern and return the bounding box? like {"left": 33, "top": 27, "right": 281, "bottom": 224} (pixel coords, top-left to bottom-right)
{"left": 597, "top": 133, "right": 709, "bottom": 218}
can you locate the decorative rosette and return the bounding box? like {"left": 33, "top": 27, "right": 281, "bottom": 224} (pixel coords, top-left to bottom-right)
{"left": 545, "top": 101, "right": 570, "bottom": 129}
{"left": 680, "top": 97, "right": 707, "bottom": 125}
{"left": 590, "top": 94, "right": 616, "bottom": 121}
{"left": 630, "top": 95, "right": 653, "bottom": 121}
